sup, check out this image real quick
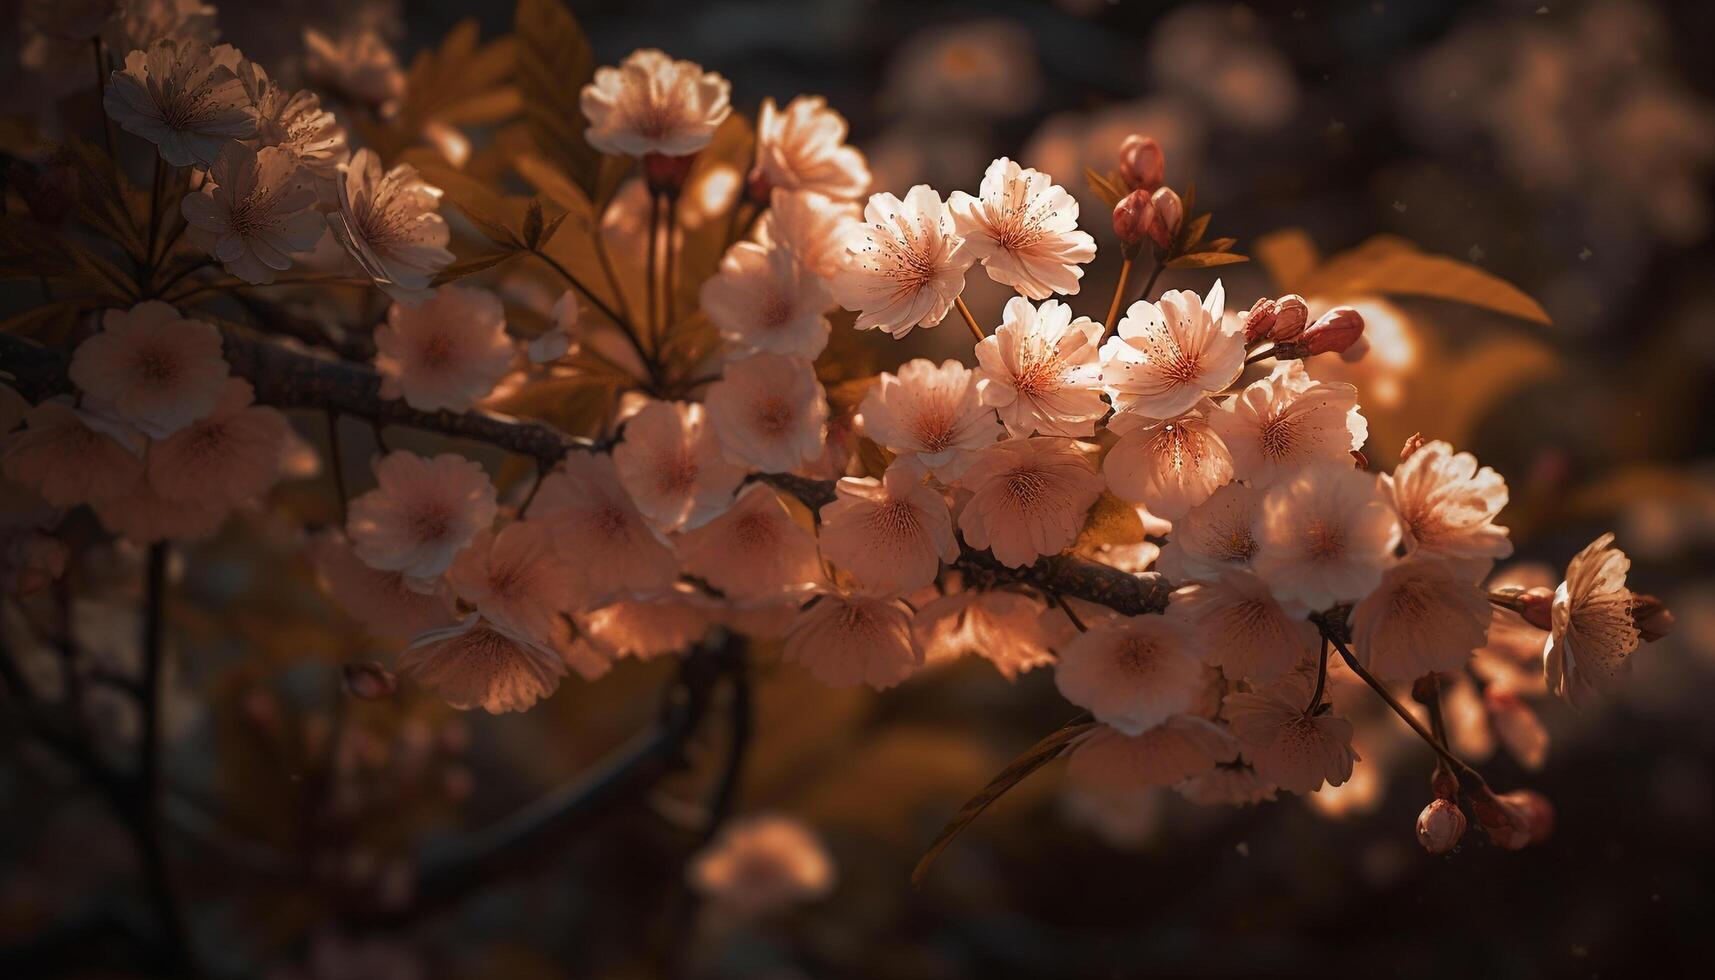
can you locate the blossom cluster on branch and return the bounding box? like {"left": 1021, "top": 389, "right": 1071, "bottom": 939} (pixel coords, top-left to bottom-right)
{"left": 0, "top": 3, "right": 1678, "bottom": 932}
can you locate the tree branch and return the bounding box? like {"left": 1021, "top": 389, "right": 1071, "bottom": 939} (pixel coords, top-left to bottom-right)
{"left": 3, "top": 333, "right": 1174, "bottom": 615}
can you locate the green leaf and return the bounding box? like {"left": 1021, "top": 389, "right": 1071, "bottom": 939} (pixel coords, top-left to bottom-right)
{"left": 1166, "top": 251, "right": 1251, "bottom": 269}
{"left": 515, "top": 0, "right": 602, "bottom": 196}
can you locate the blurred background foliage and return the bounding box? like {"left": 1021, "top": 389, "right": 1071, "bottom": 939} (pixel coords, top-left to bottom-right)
{"left": 3, "top": 0, "right": 1715, "bottom": 977}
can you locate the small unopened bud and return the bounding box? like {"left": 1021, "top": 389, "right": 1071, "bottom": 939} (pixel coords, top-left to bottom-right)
{"left": 1400, "top": 432, "right": 1426, "bottom": 463}
{"left": 643, "top": 152, "right": 696, "bottom": 196}
{"left": 1118, "top": 134, "right": 1165, "bottom": 192}
{"left": 1242, "top": 297, "right": 1277, "bottom": 343}
{"left": 1516, "top": 587, "right": 1555, "bottom": 632}
{"left": 343, "top": 661, "right": 398, "bottom": 700}
{"left": 1631, "top": 593, "right": 1675, "bottom": 642}
{"left": 1469, "top": 788, "right": 1533, "bottom": 850}
{"left": 1112, "top": 189, "right": 1155, "bottom": 254}
{"left": 1147, "top": 186, "right": 1183, "bottom": 251}
{"left": 1499, "top": 789, "right": 1554, "bottom": 845}
{"left": 1271, "top": 294, "right": 1310, "bottom": 341}
{"left": 1302, "top": 307, "right": 1365, "bottom": 355}
{"left": 1416, "top": 798, "right": 1467, "bottom": 854}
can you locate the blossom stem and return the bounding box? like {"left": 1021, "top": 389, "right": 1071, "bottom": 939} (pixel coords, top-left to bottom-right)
{"left": 1243, "top": 346, "right": 1276, "bottom": 367}
{"left": 1047, "top": 591, "right": 1088, "bottom": 632}
{"left": 1138, "top": 259, "right": 1164, "bottom": 303}
{"left": 1322, "top": 628, "right": 1489, "bottom": 790}
{"left": 954, "top": 296, "right": 985, "bottom": 341}
{"left": 591, "top": 214, "right": 636, "bottom": 328}
{"left": 664, "top": 192, "right": 681, "bottom": 333}
{"left": 528, "top": 250, "right": 656, "bottom": 389}
{"left": 516, "top": 463, "right": 547, "bottom": 518}
{"left": 325, "top": 412, "right": 348, "bottom": 526}
{"left": 1104, "top": 256, "right": 1134, "bottom": 333}
{"left": 646, "top": 191, "right": 662, "bottom": 353}
{"left": 140, "top": 543, "right": 198, "bottom": 973}
{"left": 1304, "top": 636, "right": 1331, "bottom": 714}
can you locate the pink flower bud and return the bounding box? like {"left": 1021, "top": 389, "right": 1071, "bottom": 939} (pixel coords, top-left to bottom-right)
{"left": 1516, "top": 587, "right": 1555, "bottom": 632}
{"left": 1499, "top": 789, "right": 1555, "bottom": 845}
{"left": 643, "top": 151, "right": 697, "bottom": 196}
{"left": 1470, "top": 788, "right": 1533, "bottom": 850}
{"left": 1147, "top": 186, "right": 1183, "bottom": 251}
{"left": 1400, "top": 432, "right": 1426, "bottom": 463}
{"left": 1118, "top": 135, "right": 1165, "bottom": 192}
{"left": 343, "top": 661, "right": 399, "bottom": 700}
{"left": 1242, "top": 297, "right": 1277, "bottom": 343}
{"left": 1270, "top": 294, "right": 1309, "bottom": 341}
{"left": 1302, "top": 307, "right": 1365, "bottom": 355}
{"left": 1112, "top": 189, "right": 1155, "bottom": 249}
{"left": 1415, "top": 798, "right": 1467, "bottom": 854}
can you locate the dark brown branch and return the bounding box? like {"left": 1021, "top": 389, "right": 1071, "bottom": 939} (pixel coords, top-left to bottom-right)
{"left": 3, "top": 333, "right": 1173, "bottom": 615}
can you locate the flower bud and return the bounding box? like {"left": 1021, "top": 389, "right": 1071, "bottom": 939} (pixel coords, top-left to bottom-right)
{"left": 1469, "top": 788, "right": 1532, "bottom": 850}
{"left": 1630, "top": 593, "right": 1675, "bottom": 642}
{"left": 1429, "top": 765, "right": 1460, "bottom": 803}
{"left": 1515, "top": 587, "right": 1555, "bottom": 632}
{"left": 745, "top": 166, "right": 773, "bottom": 206}
{"left": 1118, "top": 135, "right": 1165, "bottom": 192}
{"left": 1499, "top": 789, "right": 1555, "bottom": 845}
{"left": 1270, "top": 294, "right": 1310, "bottom": 341}
{"left": 1415, "top": 798, "right": 1466, "bottom": 854}
{"left": 644, "top": 151, "right": 697, "bottom": 196}
{"left": 343, "top": 661, "right": 399, "bottom": 700}
{"left": 1146, "top": 186, "right": 1183, "bottom": 251}
{"left": 1112, "top": 189, "right": 1155, "bottom": 253}
{"left": 1400, "top": 432, "right": 1425, "bottom": 463}
{"left": 1302, "top": 307, "right": 1365, "bottom": 355}
{"left": 1242, "top": 297, "right": 1277, "bottom": 343}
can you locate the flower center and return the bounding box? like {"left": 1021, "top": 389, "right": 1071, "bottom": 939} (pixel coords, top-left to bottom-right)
{"left": 755, "top": 397, "right": 795, "bottom": 435}
{"left": 1303, "top": 519, "right": 1345, "bottom": 560}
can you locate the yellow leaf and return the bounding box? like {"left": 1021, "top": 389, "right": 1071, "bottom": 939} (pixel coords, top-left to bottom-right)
{"left": 1294, "top": 234, "right": 1552, "bottom": 325}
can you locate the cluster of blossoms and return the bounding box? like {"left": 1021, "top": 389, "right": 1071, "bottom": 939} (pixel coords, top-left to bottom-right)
{"left": 0, "top": 13, "right": 1673, "bottom": 923}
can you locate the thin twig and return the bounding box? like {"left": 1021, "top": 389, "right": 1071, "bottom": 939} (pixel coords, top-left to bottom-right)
{"left": 1104, "top": 256, "right": 1134, "bottom": 333}
{"left": 663, "top": 192, "right": 680, "bottom": 332}
{"left": 325, "top": 411, "right": 348, "bottom": 526}
{"left": 646, "top": 191, "right": 661, "bottom": 352}
{"left": 1305, "top": 636, "right": 1330, "bottom": 714}
{"left": 955, "top": 296, "right": 985, "bottom": 342}
{"left": 140, "top": 543, "right": 197, "bottom": 975}
{"left": 529, "top": 250, "right": 651, "bottom": 386}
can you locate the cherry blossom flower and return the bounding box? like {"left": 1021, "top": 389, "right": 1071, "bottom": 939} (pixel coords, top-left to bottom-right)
{"left": 1170, "top": 571, "right": 1319, "bottom": 682}
{"left": 1349, "top": 559, "right": 1492, "bottom": 682}
{"left": 398, "top": 614, "right": 566, "bottom": 714}
{"left": 688, "top": 813, "right": 835, "bottom": 918}
{"left": 103, "top": 38, "right": 255, "bottom": 167}
{"left": 69, "top": 302, "right": 229, "bottom": 438}
{"left": 576, "top": 585, "right": 714, "bottom": 660}
{"left": 372, "top": 285, "right": 514, "bottom": 412}
{"left": 699, "top": 241, "right": 833, "bottom": 358}
{"left": 784, "top": 593, "right": 921, "bottom": 690}
{"left": 1176, "top": 765, "right": 1278, "bottom": 806}
{"left": 579, "top": 49, "right": 731, "bottom": 157}
{"left": 756, "top": 189, "right": 859, "bottom": 279}
{"left": 181, "top": 143, "right": 322, "bottom": 285}
{"left": 1386, "top": 439, "right": 1513, "bottom": 570}
{"left": 1099, "top": 282, "right": 1242, "bottom": 421}
{"left": 2, "top": 530, "right": 68, "bottom": 596}
{"left": 1154, "top": 482, "right": 1264, "bottom": 584}
{"left": 817, "top": 464, "right": 957, "bottom": 594}
{"left": 531, "top": 452, "right": 678, "bottom": 605}
{"left": 2, "top": 399, "right": 142, "bottom": 507}
{"left": 830, "top": 185, "right": 974, "bottom": 338}
{"left": 1544, "top": 533, "right": 1640, "bottom": 706}
{"left": 1253, "top": 462, "right": 1401, "bottom": 610}
{"left": 309, "top": 530, "right": 456, "bottom": 642}
{"left": 705, "top": 353, "right": 828, "bottom": 474}
{"left": 303, "top": 29, "right": 403, "bottom": 107}
{"left": 1054, "top": 616, "right": 1206, "bottom": 735}
{"left": 89, "top": 474, "right": 228, "bottom": 543}
{"left": 528, "top": 292, "right": 579, "bottom": 364}
{"left": 328, "top": 149, "right": 455, "bottom": 304}
{"left": 240, "top": 62, "right": 348, "bottom": 196}
{"left": 346, "top": 451, "right": 498, "bottom": 582}
{"left": 612, "top": 399, "right": 746, "bottom": 532}
{"left": 958, "top": 438, "right": 1104, "bottom": 569}
{"left": 1066, "top": 717, "right": 1241, "bottom": 790}
{"left": 1208, "top": 363, "right": 1367, "bottom": 487}
{"left": 948, "top": 157, "right": 1096, "bottom": 299}
{"left": 674, "top": 484, "right": 822, "bottom": 600}
{"left": 974, "top": 297, "right": 1107, "bottom": 437}
{"left": 1223, "top": 688, "right": 1358, "bottom": 794}
{"left": 912, "top": 589, "right": 1068, "bottom": 680}
{"left": 858, "top": 358, "right": 998, "bottom": 481}
{"left": 753, "top": 95, "right": 870, "bottom": 200}
{"left": 147, "top": 378, "right": 288, "bottom": 506}
{"left": 446, "top": 523, "right": 575, "bottom": 649}
{"left": 1101, "top": 409, "right": 1234, "bottom": 520}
